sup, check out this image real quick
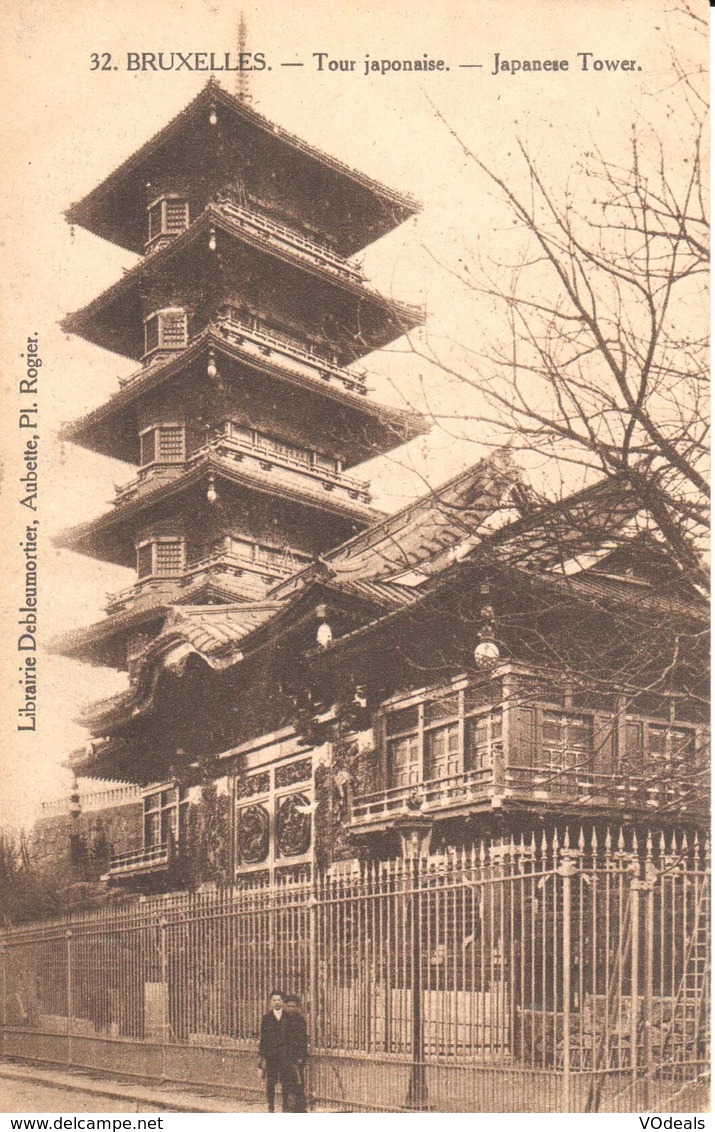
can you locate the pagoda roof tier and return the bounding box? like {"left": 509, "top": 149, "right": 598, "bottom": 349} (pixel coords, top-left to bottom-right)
{"left": 67, "top": 79, "right": 418, "bottom": 256}
{"left": 61, "top": 207, "right": 422, "bottom": 365}
{"left": 61, "top": 326, "right": 427, "bottom": 468}
{"left": 53, "top": 585, "right": 282, "bottom": 671}
{"left": 65, "top": 81, "right": 419, "bottom": 258}
{"left": 55, "top": 453, "right": 383, "bottom": 568}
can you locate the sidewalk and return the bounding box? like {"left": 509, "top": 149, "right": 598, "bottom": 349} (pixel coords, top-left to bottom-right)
{"left": 0, "top": 1060, "right": 266, "bottom": 1113}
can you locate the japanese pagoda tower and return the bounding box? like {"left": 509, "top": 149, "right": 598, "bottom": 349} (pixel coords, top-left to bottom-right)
{"left": 56, "top": 80, "right": 425, "bottom": 779}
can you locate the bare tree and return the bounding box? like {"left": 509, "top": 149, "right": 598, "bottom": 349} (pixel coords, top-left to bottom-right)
{"left": 410, "top": 8, "right": 708, "bottom": 589}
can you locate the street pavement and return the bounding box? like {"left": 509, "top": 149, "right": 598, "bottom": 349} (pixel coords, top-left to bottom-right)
{"left": 0, "top": 1062, "right": 266, "bottom": 1114}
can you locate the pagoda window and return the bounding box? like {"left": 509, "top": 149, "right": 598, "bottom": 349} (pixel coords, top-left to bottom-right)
{"left": 146, "top": 196, "right": 189, "bottom": 249}
{"left": 143, "top": 785, "right": 189, "bottom": 848}
{"left": 541, "top": 710, "right": 594, "bottom": 772}
{"left": 624, "top": 720, "right": 696, "bottom": 770}
{"left": 143, "top": 308, "right": 188, "bottom": 358}
{"left": 139, "top": 424, "right": 186, "bottom": 466}
{"left": 136, "top": 538, "right": 185, "bottom": 579}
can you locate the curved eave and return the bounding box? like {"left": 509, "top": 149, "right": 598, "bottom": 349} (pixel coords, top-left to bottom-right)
{"left": 61, "top": 328, "right": 428, "bottom": 465}
{"left": 60, "top": 209, "right": 423, "bottom": 364}
{"left": 77, "top": 581, "right": 391, "bottom": 735}
{"left": 51, "top": 604, "right": 170, "bottom": 667}
{"left": 55, "top": 455, "right": 384, "bottom": 566}
{"left": 66, "top": 82, "right": 419, "bottom": 258}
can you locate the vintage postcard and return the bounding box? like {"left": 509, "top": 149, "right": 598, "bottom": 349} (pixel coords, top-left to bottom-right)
{"left": 0, "top": 0, "right": 709, "bottom": 1118}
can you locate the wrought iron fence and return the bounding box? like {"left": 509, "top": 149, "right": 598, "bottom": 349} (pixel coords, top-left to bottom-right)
{"left": 0, "top": 828, "right": 709, "bottom": 1112}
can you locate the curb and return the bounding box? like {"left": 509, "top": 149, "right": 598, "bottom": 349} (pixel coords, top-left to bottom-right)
{"left": 0, "top": 1063, "right": 257, "bottom": 1114}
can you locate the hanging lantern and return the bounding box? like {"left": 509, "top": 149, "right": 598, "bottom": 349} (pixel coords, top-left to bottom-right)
{"left": 474, "top": 639, "right": 500, "bottom": 664}
{"left": 316, "top": 622, "right": 333, "bottom": 648}
{"left": 315, "top": 604, "right": 333, "bottom": 648}
{"left": 474, "top": 583, "right": 501, "bottom": 666}
{"left": 208, "top": 227, "right": 217, "bottom": 252}
{"left": 207, "top": 349, "right": 218, "bottom": 380}
{"left": 209, "top": 104, "right": 218, "bottom": 126}
{"left": 206, "top": 474, "right": 218, "bottom": 505}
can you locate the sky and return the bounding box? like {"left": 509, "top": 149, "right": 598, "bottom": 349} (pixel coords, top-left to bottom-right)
{"left": 0, "top": 0, "right": 704, "bottom": 830}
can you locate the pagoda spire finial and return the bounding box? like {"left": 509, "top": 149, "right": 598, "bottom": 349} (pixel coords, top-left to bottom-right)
{"left": 236, "top": 11, "right": 252, "bottom": 104}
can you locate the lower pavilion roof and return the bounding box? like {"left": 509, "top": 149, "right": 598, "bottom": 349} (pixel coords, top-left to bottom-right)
{"left": 50, "top": 575, "right": 255, "bottom": 669}
{"left": 60, "top": 326, "right": 427, "bottom": 468}
{"left": 70, "top": 453, "right": 707, "bottom": 748}
{"left": 61, "top": 207, "right": 423, "bottom": 366}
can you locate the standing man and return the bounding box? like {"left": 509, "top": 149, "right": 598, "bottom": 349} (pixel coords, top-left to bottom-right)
{"left": 284, "top": 994, "right": 309, "bottom": 1112}
{"left": 258, "top": 990, "right": 296, "bottom": 1113}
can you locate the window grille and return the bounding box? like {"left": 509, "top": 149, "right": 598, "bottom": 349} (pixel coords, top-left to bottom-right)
{"left": 155, "top": 541, "right": 184, "bottom": 575}
{"left": 140, "top": 426, "right": 185, "bottom": 465}
{"left": 144, "top": 309, "right": 188, "bottom": 357}
{"left": 156, "top": 426, "right": 184, "bottom": 461}
{"left": 136, "top": 539, "right": 184, "bottom": 579}
{"left": 146, "top": 196, "right": 189, "bottom": 244}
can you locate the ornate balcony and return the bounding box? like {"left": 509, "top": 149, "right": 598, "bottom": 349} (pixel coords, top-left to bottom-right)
{"left": 105, "top": 542, "right": 312, "bottom": 616}
{"left": 216, "top": 196, "right": 365, "bottom": 282}
{"left": 350, "top": 667, "right": 710, "bottom": 832}
{"left": 216, "top": 309, "right": 369, "bottom": 394}
{"left": 111, "top": 424, "right": 371, "bottom": 510}
{"left": 104, "top": 841, "right": 172, "bottom": 880}
{"left": 351, "top": 767, "right": 495, "bottom": 827}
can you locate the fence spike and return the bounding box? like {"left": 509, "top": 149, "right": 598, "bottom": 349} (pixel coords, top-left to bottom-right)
{"left": 591, "top": 826, "right": 599, "bottom": 852}
{"left": 578, "top": 826, "right": 586, "bottom": 851}
{"left": 564, "top": 827, "right": 571, "bottom": 850}
{"left": 646, "top": 829, "right": 653, "bottom": 860}
{"left": 605, "top": 826, "right": 612, "bottom": 851}
{"left": 617, "top": 826, "right": 625, "bottom": 852}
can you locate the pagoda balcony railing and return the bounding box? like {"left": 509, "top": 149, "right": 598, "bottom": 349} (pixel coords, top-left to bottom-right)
{"left": 180, "top": 545, "right": 311, "bottom": 584}
{"left": 111, "top": 433, "right": 371, "bottom": 508}
{"left": 193, "top": 431, "right": 372, "bottom": 504}
{"left": 351, "top": 766, "right": 496, "bottom": 827}
{"left": 105, "top": 841, "right": 173, "bottom": 880}
{"left": 217, "top": 197, "right": 365, "bottom": 282}
{"left": 116, "top": 315, "right": 369, "bottom": 395}
{"left": 216, "top": 309, "right": 369, "bottom": 394}
{"left": 105, "top": 545, "right": 311, "bottom": 614}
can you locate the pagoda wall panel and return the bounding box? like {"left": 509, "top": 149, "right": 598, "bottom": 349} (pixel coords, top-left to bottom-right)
{"left": 136, "top": 383, "right": 350, "bottom": 466}
{"left": 131, "top": 490, "right": 345, "bottom": 561}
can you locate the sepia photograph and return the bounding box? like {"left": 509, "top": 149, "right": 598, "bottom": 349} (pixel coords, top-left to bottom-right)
{"left": 0, "top": 0, "right": 709, "bottom": 1117}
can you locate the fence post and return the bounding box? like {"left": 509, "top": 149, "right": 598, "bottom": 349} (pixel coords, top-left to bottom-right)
{"left": 65, "top": 928, "right": 73, "bottom": 1069}
{"left": 406, "top": 853, "right": 427, "bottom": 1111}
{"left": 630, "top": 858, "right": 641, "bottom": 1101}
{"left": 642, "top": 857, "right": 657, "bottom": 1112}
{"left": 1, "top": 941, "right": 7, "bottom": 1057}
{"left": 159, "top": 916, "right": 167, "bottom": 1083}
{"left": 558, "top": 846, "right": 577, "bottom": 1113}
